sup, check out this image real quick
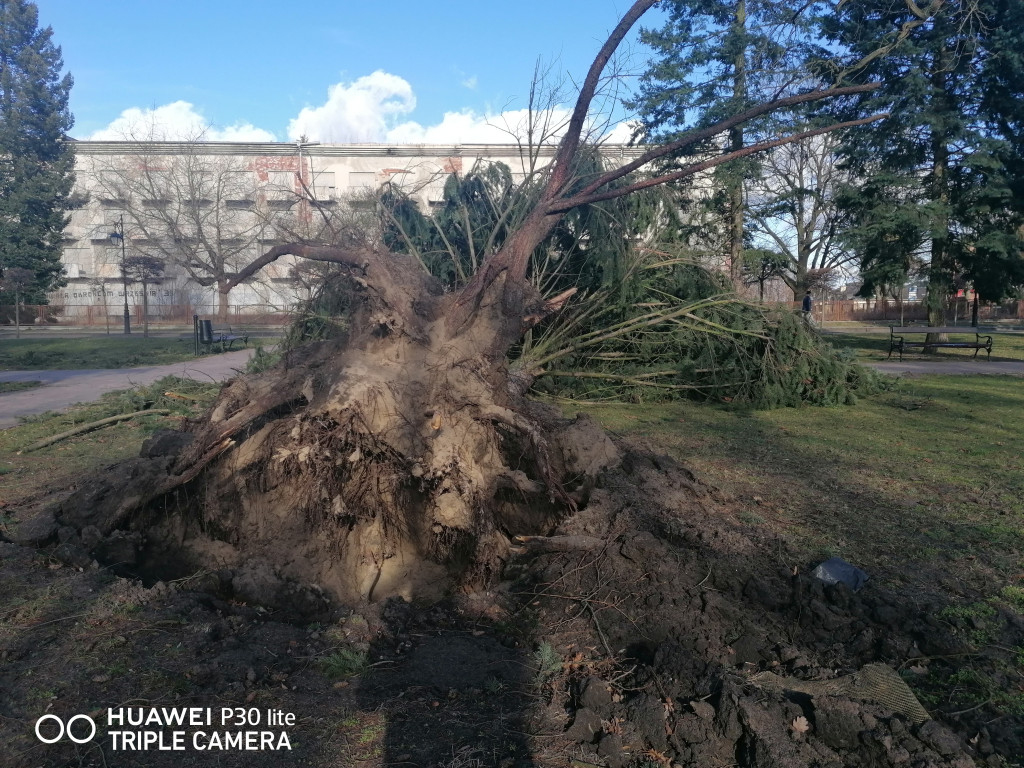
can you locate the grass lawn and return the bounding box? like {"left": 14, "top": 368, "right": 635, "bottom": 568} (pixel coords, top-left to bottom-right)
{"left": 0, "top": 336, "right": 263, "bottom": 371}
{"left": 573, "top": 376, "right": 1023, "bottom": 589}
{"left": 570, "top": 375, "right": 1024, "bottom": 719}
{"left": 0, "top": 376, "right": 221, "bottom": 506}
{"left": 823, "top": 328, "right": 1024, "bottom": 362}
{"left": 0, "top": 380, "right": 42, "bottom": 394}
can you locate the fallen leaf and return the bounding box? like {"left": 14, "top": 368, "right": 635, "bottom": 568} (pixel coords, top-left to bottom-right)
{"left": 791, "top": 716, "right": 810, "bottom": 734}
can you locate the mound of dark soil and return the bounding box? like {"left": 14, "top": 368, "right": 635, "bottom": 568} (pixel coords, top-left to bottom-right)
{"left": 4, "top": 440, "right": 1021, "bottom": 767}
{"left": 507, "top": 449, "right": 1020, "bottom": 767}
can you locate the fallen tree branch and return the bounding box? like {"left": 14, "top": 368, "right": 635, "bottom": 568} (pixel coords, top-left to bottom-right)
{"left": 549, "top": 114, "right": 888, "bottom": 213}
{"left": 539, "top": 371, "right": 734, "bottom": 390}
{"left": 19, "top": 410, "right": 171, "bottom": 453}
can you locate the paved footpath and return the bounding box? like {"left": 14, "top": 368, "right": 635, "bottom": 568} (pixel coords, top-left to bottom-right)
{"left": 2, "top": 350, "right": 1021, "bottom": 429}
{"left": 865, "top": 359, "right": 1024, "bottom": 377}
{"left": 0, "top": 348, "right": 254, "bottom": 429}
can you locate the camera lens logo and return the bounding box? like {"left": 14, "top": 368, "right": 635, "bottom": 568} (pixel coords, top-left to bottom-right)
{"left": 35, "top": 714, "right": 97, "bottom": 744}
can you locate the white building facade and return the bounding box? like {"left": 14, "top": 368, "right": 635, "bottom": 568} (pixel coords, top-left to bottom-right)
{"left": 52, "top": 141, "right": 646, "bottom": 323}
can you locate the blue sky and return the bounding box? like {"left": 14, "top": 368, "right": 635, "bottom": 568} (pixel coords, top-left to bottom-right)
{"left": 36, "top": 1, "right": 664, "bottom": 143}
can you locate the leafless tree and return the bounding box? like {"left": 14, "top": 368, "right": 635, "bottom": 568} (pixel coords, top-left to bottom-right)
{"left": 746, "top": 133, "right": 856, "bottom": 299}
{"left": 88, "top": 139, "right": 294, "bottom": 320}
{"left": 1, "top": 267, "right": 35, "bottom": 338}
{"left": 122, "top": 255, "right": 165, "bottom": 337}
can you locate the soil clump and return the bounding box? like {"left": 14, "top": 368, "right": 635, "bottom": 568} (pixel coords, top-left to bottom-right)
{"left": 3, "top": 430, "right": 1021, "bottom": 767}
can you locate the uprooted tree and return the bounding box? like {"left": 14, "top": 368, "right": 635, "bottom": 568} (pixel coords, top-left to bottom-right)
{"left": 57, "top": 0, "right": 909, "bottom": 604}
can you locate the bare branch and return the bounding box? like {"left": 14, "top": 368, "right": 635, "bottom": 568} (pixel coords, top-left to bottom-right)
{"left": 224, "top": 243, "right": 379, "bottom": 292}
{"left": 564, "top": 83, "right": 882, "bottom": 206}
{"left": 543, "top": 0, "right": 659, "bottom": 198}
{"left": 548, "top": 114, "right": 887, "bottom": 214}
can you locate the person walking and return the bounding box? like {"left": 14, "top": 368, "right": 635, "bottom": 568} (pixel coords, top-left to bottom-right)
{"left": 801, "top": 290, "right": 813, "bottom": 324}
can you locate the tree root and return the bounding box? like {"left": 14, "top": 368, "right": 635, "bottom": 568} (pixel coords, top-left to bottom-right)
{"left": 18, "top": 410, "right": 171, "bottom": 453}
{"left": 512, "top": 535, "right": 607, "bottom": 553}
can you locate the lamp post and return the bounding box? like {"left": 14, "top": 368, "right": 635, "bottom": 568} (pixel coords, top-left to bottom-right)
{"left": 295, "top": 138, "right": 320, "bottom": 221}
{"left": 109, "top": 215, "right": 131, "bottom": 334}
{"left": 295, "top": 138, "right": 320, "bottom": 188}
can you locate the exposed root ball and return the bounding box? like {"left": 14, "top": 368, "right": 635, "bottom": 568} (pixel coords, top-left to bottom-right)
{"left": 30, "top": 333, "right": 620, "bottom": 605}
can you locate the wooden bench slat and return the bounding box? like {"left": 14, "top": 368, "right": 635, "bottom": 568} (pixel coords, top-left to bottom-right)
{"left": 887, "top": 325, "right": 992, "bottom": 361}
{"left": 889, "top": 327, "right": 986, "bottom": 334}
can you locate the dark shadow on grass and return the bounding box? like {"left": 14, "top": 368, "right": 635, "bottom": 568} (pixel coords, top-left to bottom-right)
{"left": 353, "top": 597, "right": 536, "bottom": 768}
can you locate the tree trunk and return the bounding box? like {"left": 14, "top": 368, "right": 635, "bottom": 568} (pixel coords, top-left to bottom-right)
{"left": 925, "top": 39, "right": 953, "bottom": 350}
{"left": 728, "top": 169, "right": 745, "bottom": 289}
{"left": 217, "top": 282, "right": 230, "bottom": 323}
{"left": 142, "top": 281, "right": 150, "bottom": 338}
{"left": 66, "top": 246, "right": 617, "bottom": 604}
{"left": 726, "top": 0, "right": 748, "bottom": 289}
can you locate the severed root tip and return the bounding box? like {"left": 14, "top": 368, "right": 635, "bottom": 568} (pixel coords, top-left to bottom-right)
{"left": 512, "top": 534, "right": 607, "bottom": 554}
{"left": 543, "top": 287, "right": 578, "bottom": 313}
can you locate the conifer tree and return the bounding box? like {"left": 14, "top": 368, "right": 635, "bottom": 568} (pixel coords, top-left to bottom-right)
{"left": 829, "top": 0, "right": 1024, "bottom": 324}
{"left": 0, "top": 0, "right": 74, "bottom": 302}
{"left": 627, "top": 0, "right": 828, "bottom": 288}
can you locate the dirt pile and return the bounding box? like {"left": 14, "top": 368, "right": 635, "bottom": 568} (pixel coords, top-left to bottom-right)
{"left": 504, "top": 448, "right": 1018, "bottom": 766}
{"left": 5, "top": 439, "right": 1021, "bottom": 767}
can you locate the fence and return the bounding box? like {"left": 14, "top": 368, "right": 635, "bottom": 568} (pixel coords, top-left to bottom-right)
{"left": 4, "top": 298, "right": 1023, "bottom": 328}
{"left": 786, "top": 298, "right": 1024, "bottom": 324}
{"left": 0, "top": 304, "right": 291, "bottom": 327}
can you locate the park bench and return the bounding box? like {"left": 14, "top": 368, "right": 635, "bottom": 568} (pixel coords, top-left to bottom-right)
{"left": 194, "top": 318, "right": 249, "bottom": 354}
{"left": 888, "top": 326, "right": 993, "bottom": 361}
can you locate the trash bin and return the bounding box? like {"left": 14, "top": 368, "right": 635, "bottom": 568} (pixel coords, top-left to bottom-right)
{"left": 198, "top": 319, "right": 214, "bottom": 344}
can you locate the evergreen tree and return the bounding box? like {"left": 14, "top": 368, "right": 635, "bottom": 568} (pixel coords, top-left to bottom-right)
{"left": 627, "top": 0, "right": 827, "bottom": 288}
{"left": 0, "top": 0, "right": 74, "bottom": 302}
{"left": 829, "top": 0, "right": 1024, "bottom": 324}
{"left": 373, "top": 159, "right": 881, "bottom": 409}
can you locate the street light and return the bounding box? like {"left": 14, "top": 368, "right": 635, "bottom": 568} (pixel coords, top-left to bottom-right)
{"left": 295, "top": 138, "right": 321, "bottom": 187}
{"left": 108, "top": 215, "right": 131, "bottom": 334}
{"left": 295, "top": 139, "right": 321, "bottom": 220}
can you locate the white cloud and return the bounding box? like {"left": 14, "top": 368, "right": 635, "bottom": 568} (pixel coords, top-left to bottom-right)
{"left": 383, "top": 107, "right": 636, "bottom": 147}
{"left": 87, "top": 101, "right": 277, "bottom": 142}
{"left": 602, "top": 120, "right": 641, "bottom": 144}
{"left": 287, "top": 70, "right": 577, "bottom": 145}
{"left": 287, "top": 71, "right": 416, "bottom": 143}
{"left": 211, "top": 122, "right": 278, "bottom": 142}
{"left": 461, "top": 75, "right": 478, "bottom": 90}
{"left": 86, "top": 73, "right": 637, "bottom": 148}
{"left": 385, "top": 107, "right": 574, "bottom": 145}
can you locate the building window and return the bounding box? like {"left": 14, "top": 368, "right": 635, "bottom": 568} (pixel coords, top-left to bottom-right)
{"left": 348, "top": 172, "right": 376, "bottom": 192}
{"left": 311, "top": 171, "right": 336, "bottom": 199}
